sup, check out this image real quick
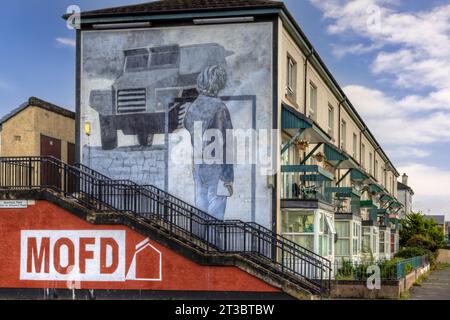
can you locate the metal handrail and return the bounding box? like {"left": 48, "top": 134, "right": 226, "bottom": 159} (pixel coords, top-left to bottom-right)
{"left": 0, "top": 156, "right": 331, "bottom": 296}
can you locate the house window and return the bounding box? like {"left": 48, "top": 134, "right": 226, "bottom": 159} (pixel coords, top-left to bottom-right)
{"left": 380, "top": 230, "right": 385, "bottom": 254}
{"left": 14, "top": 135, "right": 21, "bottom": 142}
{"left": 375, "top": 160, "right": 378, "bottom": 180}
{"left": 341, "top": 120, "right": 347, "bottom": 150}
{"left": 287, "top": 55, "right": 297, "bottom": 100}
{"left": 352, "top": 133, "right": 357, "bottom": 159}
{"left": 353, "top": 222, "right": 360, "bottom": 255}
{"left": 361, "top": 143, "right": 366, "bottom": 169}
{"left": 369, "top": 152, "right": 373, "bottom": 175}
{"left": 335, "top": 221, "right": 350, "bottom": 256}
{"left": 281, "top": 210, "right": 314, "bottom": 251}
{"left": 372, "top": 229, "right": 378, "bottom": 254}
{"left": 362, "top": 227, "right": 371, "bottom": 253}
{"left": 309, "top": 82, "right": 317, "bottom": 120}
{"left": 328, "top": 105, "right": 334, "bottom": 137}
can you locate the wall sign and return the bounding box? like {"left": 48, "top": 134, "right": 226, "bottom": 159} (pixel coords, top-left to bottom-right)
{"left": 0, "top": 201, "right": 279, "bottom": 293}
{"left": 0, "top": 200, "right": 28, "bottom": 209}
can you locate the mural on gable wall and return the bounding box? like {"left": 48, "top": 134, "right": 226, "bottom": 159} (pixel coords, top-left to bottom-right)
{"left": 80, "top": 22, "right": 274, "bottom": 228}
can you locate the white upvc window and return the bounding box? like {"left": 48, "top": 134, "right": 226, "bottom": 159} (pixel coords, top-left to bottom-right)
{"left": 341, "top": 120, "right": 347, "bottom": 150}
{"left": 375, "top": 160, "right": 378, "bottom": 181}
{"left": 352, "top": 133, "right": 358, "bottom": 159}
{"left": 281, "top": 210, "right": 314, "bottom": 252}
{"left": 287, "top": 55, "right": 297, "bottom": 100}
{"left": 335, "top": 221, "right": 350, "bottom": 256}
{"left": 369, "top": 152, "right": 373, "bottom": 175}
{"left": 380, "top": 230, "right": 385, "bottom": 254}
{"left": 361, "top": 143, "right": 366, "bottom": 169}
{"left": 352, "top": 222, "right": 361, "bottom": 255}
{"left": 328, "top": 104, "right": 334, "bottom": 138}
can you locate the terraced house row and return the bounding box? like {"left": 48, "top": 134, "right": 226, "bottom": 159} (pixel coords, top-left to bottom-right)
{"left": 0, "top": 0, "right": 404, "bottom": 299}
{"left": 278, "top": 16, "right": 402, "bottom": 265}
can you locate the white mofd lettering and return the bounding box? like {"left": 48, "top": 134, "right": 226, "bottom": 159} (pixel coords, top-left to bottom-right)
{"left": 20, "top": 230, "right": 126, "bottom": 282}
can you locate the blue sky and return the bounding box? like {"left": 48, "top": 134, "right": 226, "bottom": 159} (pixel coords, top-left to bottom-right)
{"left": 0, "top": 0, "right": 449, "bottom": 218}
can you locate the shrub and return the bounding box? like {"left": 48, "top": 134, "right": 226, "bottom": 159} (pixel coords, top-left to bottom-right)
{"left": 400, "top": 212, "right": 445, "bottom": 252}
{"left": 395, "top": 247, "right": 429, "bottom": 259}
{"left": 407, "top": 234, "right": 435, "bottom": 251}
{"left": 337, "top": 259, "right": 355, "bottom": 278}
{"left": 404, "top": 263, "right": 414, "bottom": 274}
{"left": 378, "top": 258, "right": 401, "bottom": 279}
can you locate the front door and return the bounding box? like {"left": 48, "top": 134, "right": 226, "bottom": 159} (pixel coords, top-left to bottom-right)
{"left": 40, "top": 134, "right": 62, "bottom": 189}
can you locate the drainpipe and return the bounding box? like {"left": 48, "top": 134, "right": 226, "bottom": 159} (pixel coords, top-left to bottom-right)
{"left": 302, "top": 49, "right": 314, "bottom": 163}
{"left": 374, "top": 147, "right": 381, "bottom": 181}
{"left": 360, "top": 127, "right": 367, "bottom": 166}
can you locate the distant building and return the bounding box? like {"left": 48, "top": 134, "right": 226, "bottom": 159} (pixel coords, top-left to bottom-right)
{"left": 0, "top": 97, "right": 75, "bottom": 164}
{"left": 397, "top": 174, "right": 414, "bottom": 218}
{"left": 424, "top": 215, "right": 446, "bottom": 235}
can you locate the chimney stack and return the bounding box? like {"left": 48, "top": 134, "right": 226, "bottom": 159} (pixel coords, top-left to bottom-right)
{"left": 402, "top": 173, "right": 408, "bottom": 186}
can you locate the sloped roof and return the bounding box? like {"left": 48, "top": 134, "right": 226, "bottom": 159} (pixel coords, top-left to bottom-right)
{"left": 0, "top": 97, "right": 75, "bottom": 126}
{"left": 397, "top": 181, "right": 414, "bottom": 195}
{"left": 70, "top": 0, "right": 284, "bottom": 18}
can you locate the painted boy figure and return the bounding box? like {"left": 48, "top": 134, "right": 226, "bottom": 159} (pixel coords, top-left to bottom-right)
{"left": 184, "top": 65, "right": 234, "bottom": 220}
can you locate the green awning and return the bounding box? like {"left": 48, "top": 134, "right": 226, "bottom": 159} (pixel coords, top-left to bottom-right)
{"left": 360, "top": 199, "right": 377, "bottom": 209}
{"left": 282, "top": 106, "right": 312, "bottom": 130}
{"left": 281, "top": 104, "right": 330, "bottom": 144}
{"left": 324, "top": 143, "right": 359, "bottom": 169}
{"left": 326, "top": 186, "right": 361, "bottom": 198}
{"left": 351, "top": 168, "right": 369, "bottom": 182}
{"left": 281, "top": 165, "right": 334, "bottom": 181}
{"left": 380, "top": 194, "right": 394, "bottom": 203}
{"left": 300, "top": 174, "right": 332, "bottom": 182}
{"left": 369, "top": 208, "right": 388, "bottom": 223}
{"left": 369, "top": 183, "right": 384, "bottom": 194}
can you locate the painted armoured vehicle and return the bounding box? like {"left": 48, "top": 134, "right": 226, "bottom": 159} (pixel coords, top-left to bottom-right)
{"left": 89, "top": 43, "right": 232, "bottom": 150}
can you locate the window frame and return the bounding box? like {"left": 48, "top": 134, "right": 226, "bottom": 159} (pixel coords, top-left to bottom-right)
{"left": 352, "top": 133, "right": 358, "bottom": 159}
{"left": 328, "top": 104, "right": 334, "bottom": 138}
{"left": 286, "top": 54, "right": 297, "bottom": 101}
{"left": 309, "top": 81, "right": 318, "bottom": 121}
{"left": 341, "top": 119, "right": 347, "bottom": 150}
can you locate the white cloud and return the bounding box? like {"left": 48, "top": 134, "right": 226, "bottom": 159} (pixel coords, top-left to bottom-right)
{"left": 309, "top": 1, "right": 450, "bottom": 89}
{"left": 398, "top": 163, "right": 450, "bottom": 219}
{"left": 56, "top": 37, "right": 76, "bottom": 48}
{"left": 344, "top": 85, "right": 450, "bottom": 146}
{"left": 386, "top": 147, "right": 430, "bottom": 159}
{"left": 331, "top": 43, "right": 382, "bottom": 58}
{"left": 309, "top": 1, "right": 450, "bottom": 216}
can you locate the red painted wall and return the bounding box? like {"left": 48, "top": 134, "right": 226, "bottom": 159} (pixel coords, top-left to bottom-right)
{"left": 0, "top": 201, "right": 279, "bottom": 293}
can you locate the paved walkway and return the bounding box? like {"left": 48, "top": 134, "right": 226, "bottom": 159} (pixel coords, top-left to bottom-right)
{"left": 410, "top": 266, "right": 450, "bottom": 300}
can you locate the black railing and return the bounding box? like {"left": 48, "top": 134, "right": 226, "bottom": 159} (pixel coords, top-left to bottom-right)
{"left": 0, "top": 156, "right": 331, "bottom": 296}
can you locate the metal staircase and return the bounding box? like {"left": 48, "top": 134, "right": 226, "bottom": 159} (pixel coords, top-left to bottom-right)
{"left": 0, "top": 156, "right": 331, "bottom": 297}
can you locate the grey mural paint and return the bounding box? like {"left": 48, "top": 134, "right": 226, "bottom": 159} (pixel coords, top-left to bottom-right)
{"left": 80, "top": 23, "right": 273, "bottom": 228}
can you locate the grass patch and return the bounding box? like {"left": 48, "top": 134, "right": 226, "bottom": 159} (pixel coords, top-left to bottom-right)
{"left": 436, "top": 263, "right": 450, "bottom": 270}
{"left": 413, "top": 273, "right": 429, "bottom": 287}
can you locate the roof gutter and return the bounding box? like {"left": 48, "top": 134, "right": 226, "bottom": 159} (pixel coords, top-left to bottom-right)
{"left": 65, "top": 8, "right": 281, "bottom": 25}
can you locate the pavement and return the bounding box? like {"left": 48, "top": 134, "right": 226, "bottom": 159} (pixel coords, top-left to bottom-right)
{"left": 409, "top": 266, "right": 450, "bottom": 300}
